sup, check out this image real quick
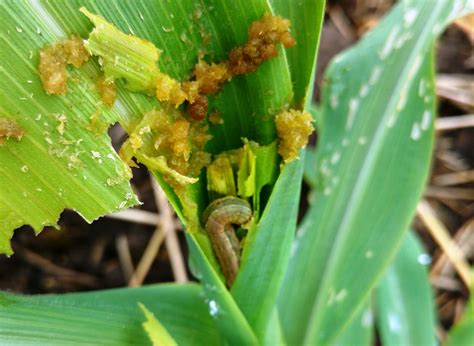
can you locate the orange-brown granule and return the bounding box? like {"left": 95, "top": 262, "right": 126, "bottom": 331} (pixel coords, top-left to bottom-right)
{"left": 187, "top": 95, "right": 209, "bottom": 121}
{"left": 193, "top": 60, "right": 230, "bottom": 94}
{"left": 228, "top": 12, "right": 295, "bottom": 75}
{"left": 152, "top": 13, "right": 295, "bottom": 121}
{"left": 275, "top": 110, "right": 314, "bottom": 162}
{"left": 0, "top": 118, "right": 25, "bottom": 145}
{"left": 39, "top": 36, "right": 90, "bottom": 95}
{"left": 96, "top": 76, "right": 116, "bottom": 107}
{"left": 155, "top": 73, "right": 187, "bottom": 107}
{"left": 147, "top": 109, "right": 212, "bottom": 177}
{"left": 208, "top": 111, "right": 223, "bottom": 125}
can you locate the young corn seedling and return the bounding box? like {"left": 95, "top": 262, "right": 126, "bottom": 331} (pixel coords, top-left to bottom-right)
{"left": 0, "top": 0, "right": 473, "bottom": 345}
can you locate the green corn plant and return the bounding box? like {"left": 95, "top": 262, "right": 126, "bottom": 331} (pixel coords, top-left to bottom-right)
{"left": 445, "top": 278, "right": 474, "bottom": 346}
{"left": 0, "top": 0, "right": 472, "bottom": 345}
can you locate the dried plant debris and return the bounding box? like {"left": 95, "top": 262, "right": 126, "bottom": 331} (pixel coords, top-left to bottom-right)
{"left": 0, "top": 118, "right": 25, "bottom": 145}
{"left": 275, "top": 110, "right": 314, "bottom": 162}
{"left": 38, "top": 36, "right": 90, "bottom": 95}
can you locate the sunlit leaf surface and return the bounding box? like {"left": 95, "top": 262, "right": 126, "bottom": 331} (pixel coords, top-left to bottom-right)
{"left": 0, "top": 0, "right": 294, "bottom": 256}
{"left": 278, "top": 0, "right": 473, "bottom": 344}
{"left": 0, "top": 284, "right": 221, "bottom": 345}
{"left": 0, "top": 1, "right": 139, "bottom": 255}
{"left": 376, "top": 231, "right": 437, "bottom": 346}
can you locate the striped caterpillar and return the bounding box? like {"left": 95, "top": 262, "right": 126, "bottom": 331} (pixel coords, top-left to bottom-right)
{"left": 202, "top": 197, "right": 252, "bottom": 287}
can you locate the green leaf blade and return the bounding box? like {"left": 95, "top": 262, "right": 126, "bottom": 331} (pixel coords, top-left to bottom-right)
{"left": 269, "top": 0, "right": 326, "bottom": 107}
{"left": 80, "top": 7, "right": 161, "bottom": 92}
{"left": 1, "top": 0, "right": 297, "bottom": 254}
{"left": 139, "top": 303, "right": 178, "bottom": 346}
{"left": 446, "top": 281, "right": 474, "bottom": 346}
{"left": 0, "top": 284, "right": 221, "bottom": 345}
{"left": 186, "top": 233, "right": 258, "bottom": 345}
{"left": 333, "top": 300, "right": 373, "bottom": 346}
{"left": 0, "top": 1, "right": 139, "bottom": 254}
{"left": 376, "top": 231, "right": 437, "bottom": 346}
{"left": 278, "top": 0, "right": 471, "bottom": 344}
{"left": 199, "top": 0, "right": 293, "bottom": 152}
{"left": 232, "top": 158, "right": 304, "bottom": 341}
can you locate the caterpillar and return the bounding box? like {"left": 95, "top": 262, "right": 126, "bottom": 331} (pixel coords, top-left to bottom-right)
{"left": 202, "top": 196, "right": 252, "bottom": 287}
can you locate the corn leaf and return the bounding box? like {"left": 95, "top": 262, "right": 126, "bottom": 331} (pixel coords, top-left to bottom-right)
{"left": 139, "top": 303, "right": 178, "bottom": 346}
{"left": 0, "top": 0, "right": 294, "bottom": 257}
{"left": 376, "top": 231, "right": 437, "bottom": 346}
{"left": 333, "top": 300, "right": 373, "bottom": 346}
{"left": 232, "top": 158, "right": 304, "bottom": 341}
{"left": 445, "top": 279, "right": 474, "bottom": 346}
{"left": 0, "top": 284, "right": 221, "bottom": 345}
{"left": 186, "top": 233, "right": 258, "bottom": 345}
{"left": 0, "top": 0, "right": 141, "bottom": 255}
{"left": 278, "top": 1, "right": 473, "bottom": 344}
{"left": 227, "top": 0, "right": 325, "bottom": 340}
{"left": 270, "top": 0, "right": 326, "bottom": 107}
